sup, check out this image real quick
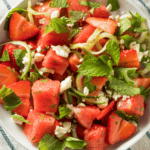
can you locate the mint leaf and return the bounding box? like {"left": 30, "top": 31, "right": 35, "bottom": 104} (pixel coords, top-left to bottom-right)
{"left": 119, "top": 18, "right": 131, "bottom": 35}
{"left": 114, "top": 67, "right": 137, "bottom": 86}
{"left": 128, "top": 28, "right": 149, "bottom": 33}
{"left": 78, "top": 1, "right": 102, "bottom": 8}
{"left": 69, "top": 11, "right": 88, "bottom": 22}
{"left": 140, "top": 86, "right": 150, "bottom": 99}
{"left": 14, "top": 49, "right": 26, "bottom": 67}
{"left": 0, "top": 85, "right": 22, "bottom": 111}
{"left": 49, "top": 0, "right": 68, "bottom": 8}
{"left": 29, "top": 72, "right": 39, "bottom": 85}
{"left": 99, "top": 55, "right": 113, "bottom": 69}
{"left": 116, "top": 110, "right": 138, "bottom": 123}
{"left": 4, "top": 8, "right": 27, "bottom": 31}
{"left": 69, "top": 28, "right": 80, "bottom": 40}
{"left": 78, "top": 56, "right": 112, "bottom": 77}
{"left": 120, "top": 35, "right": 135, "bottom": 48}
{"left": 83, "top": 76, "right": 96, "bottom": 93}
{"left": 10, "top": 114, "right": 31, "bottom": 125}
{"left": 55, "top": 106, "right": 71, "bottom": 120}
{"left": 0, "top": 50, "right": 10, "bottom": 61}
{"left": 108, "top": 76, "right": 140, "bottom": 96}
{"left": 107, "top": 0, "right": 120, "bottom": 11}
{"left": 45, "top": 17, "right": 69, "bottom": 34}
{"left": 106, "top": 40, "right": 120, "bottom": 66}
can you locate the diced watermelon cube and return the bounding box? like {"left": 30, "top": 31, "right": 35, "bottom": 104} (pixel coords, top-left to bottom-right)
{"left": 32, "top": 79, "right": 60, "bottom": 113}
{"left": 24, "top": 110, "right": 56, "bottom": 142}
{"left": 134, "top": 78, "right": 150, "bottom": 89}
{"left": 73, "top": 106, "right": 100, "bottom": 128}
{"left": 42, "top": 49, "right": 69, "bottom": 75}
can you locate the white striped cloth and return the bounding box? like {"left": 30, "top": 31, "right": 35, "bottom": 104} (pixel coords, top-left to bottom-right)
{"left": 0, "top": 0, "right": 150, "bottom": 150}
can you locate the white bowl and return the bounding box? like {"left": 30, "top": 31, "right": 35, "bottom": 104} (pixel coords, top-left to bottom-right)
{"left": 0, "top": 0, "right": 150, "bottom": 150}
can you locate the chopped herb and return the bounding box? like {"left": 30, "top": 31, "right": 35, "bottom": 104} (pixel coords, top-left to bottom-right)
{"left": 0, "top": 50, "right": 10, "bottom": 61}
{"left": 49, "top": 0, "right": 68, "bottom": 8}
{"left": 51, "top": 104, "right": 56, "bottom": 108}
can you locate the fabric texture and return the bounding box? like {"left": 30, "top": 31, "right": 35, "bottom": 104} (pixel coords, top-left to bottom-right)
{"left": 0, "top": 0, "right": 150, "bottom": 150}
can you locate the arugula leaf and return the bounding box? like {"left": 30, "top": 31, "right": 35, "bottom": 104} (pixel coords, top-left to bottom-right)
{"left": 69, "top": 28, "right": 80, "bottom": 40}
{"left": 49, "top": 0, "right": 68, "bottom": 8}
{"left": 114, "top": 67, "right": 137, "bottom": 86}
{"left": 116, "top": 110, "right": 138, "bottom": 123}
{"left": 4, "top": 8, "right": 27, "bottom": 31}
{"left": 55, "top": 106, "right": 71, "bottom": 120}
{"left": 83, "top": 76, "right": 96, "bottom": 93}
{"left": 108, "top": 76, "right": 140, "bottom": 96}
{"left": 0, "top": 50, "right": 10, "bottom": 61}
{"left": 120, "top": 35, "right": 135, "bottom": 49}
{"left": 29, "top": 72, "right": 39, "bottom": 85}
{"left": 14, "top": 49, "right": 26, "bottom": 67}
{"left": 106, "top": 40, "right": 120, "bottom": 65}
{"left": 0, "top": 85, "right": 22, "bottom": 111}
{"left": 45, "top": 17, "right": 69, "bottom": 34}
{"left": 107, "top": 0, "right": 120, "bottom": 11}
{"left": 140, "top": 86, "right": 150, "bottom": 99}
{"left": 119, "top": 18, "right": 131, "bottom": 35}
{"left": 10, "top": 114, "right": 31, "bottom": 125}
{"left": 78, "top": 55, "right": 112, "bottom": 77}
{"left": 69, "top": 11, "right": 88, "bottom": 22}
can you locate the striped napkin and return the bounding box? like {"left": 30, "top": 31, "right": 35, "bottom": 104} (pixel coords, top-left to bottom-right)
{"left": 0, "top": 0, "right": 150, "bottom": 150}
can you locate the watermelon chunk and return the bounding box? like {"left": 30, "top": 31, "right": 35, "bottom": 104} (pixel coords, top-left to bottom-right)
{"left": 42, "top": 49, "right": 69, "bottom": 75}
{"left": 32, "top": 79, "right": 60, "bottom": 113}
{"left": 73, "top": 106, "right": 100, "bottom": 128}
{"left": 7, "top": 81, "right": 31, "bottom": 117}
{"left": 134, "top": 78, "right": 150, "bottom": 89}
{"left": 117, "top": 95, "right": 144, "bottom": 117}
{"left": 24, "top": 110, "right": 56, "bottom": 142}
{"left": 84, "top": 124, "right": 109, "bottom": 150}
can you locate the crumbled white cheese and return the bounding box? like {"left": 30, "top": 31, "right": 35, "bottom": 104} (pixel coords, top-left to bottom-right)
{"left": 36, "top": 2, "right": 43, "bottom": 6}
{"left": 39, "top": 67, "right": 55, "bottom": 75}
{"left": 37, "top": 46, "right": 42, "bottom": 53}
{"left": 115, "top": 15, "right": 120, "bottom": 22}
{"left": 122, "top": 95, "right": 130, "bottom": 101}
{"left": 51, "top": 10, "right": 60, "bottom": 19}
{"left": 109, "top": 15, "right": 115, "bottom": 20}
{"left": 120, "top": 13, "right": 132, "bottom": 20}
{"left": 117, "top": 22, "right": 120, "bottom": 27}
{"left": 77, "top": 103, "right": 86, "bottom": 107}
{"left": 112, "top": 92, "right": 122, "bottom": 101}
{"left": 83, "top": 87, "right": 89, "bottom": 96}
{"left": 51, "top": 45, "right": 71, "bottom": 58}
{"left": 39, "top": 18, "right": 46, "bottom": 24}
{"left": 67, "top": 23, "right": 74, "bottom": 28}
{"left": 60, "top": 76, "right": 72, "bottom": 94}
{"left": 34, "top": 53, "right": 45, "bottom": 62}
{"left": 120, "top": 39, "right": 125, "bottom": 44}
{"left": 106, "top": 90, "right": 112, "bottom": 96}
{"left": 55, "top": 122, "right": 71, "bottom": 138}
{"left": 12, "top": 116, "right": 23, "bottom": 125}
{"left": 66, "top": 104, "right": 74, "bottom": 117}
{"left": 106, "top": 4, "right": 112, "bottom": 11}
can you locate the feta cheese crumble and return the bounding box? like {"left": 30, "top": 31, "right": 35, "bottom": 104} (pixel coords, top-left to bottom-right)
{"left": 51, "top": 10, "right": 60, "bottom": 19}
{"left": 60, "top": 76, "right": 72, "bottom": 94}
{"left": 83, "top": 87, "right": 89, "bottom": 96}
{"left": 39, "top": 67, "right": 55, "bottom": 75}
{"left": 36, "top": 2, "right": 43, "bottom": 6}
{"left": 51, "top": 45, "right": 71, "bottom": 58}
{"left": 39, "top": 18, "right": 46, "bottom": 24}
{"left": 34, "top": 53, "right": 45, "bottom": 62}
{"left": 37, "top": 46, "right": 42, "bottom": 53}
{"left": 106, "top": 4, "right": 112, "bottom": 12}
{"left": 66, "top": 104, "right": 74, "bottom": 117}
{"left": 77, "top": 103, "right": 86, "bottom": 107}
{"left": 11, "top": 115, "right": 23, "bottom": 125}
{"left": 55, "top": 122, "right": 71, "bottom": 138}
{"left": 112, "top": 92, "right": 122, "bottom": 101}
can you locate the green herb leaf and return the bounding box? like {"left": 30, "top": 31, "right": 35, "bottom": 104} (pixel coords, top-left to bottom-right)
{"left": 49, "top": 0, "right": 68, "bottom": 8}
{"left": 0, "top": 85, "right": 22, "bottom": 111}
{"left": 128, "top": 27, "right": 149, "bottom": 33}
{"left": 120, "top": 35, "right": 135, "bottom": 48}
{"left": 69, "top": 11, "right": 88, "bottom": 22}
{"left": 83, "top": 76, "right": 96, "bottom": 93}
{"left": 29, "top": 72, "right": 39, "bottom": 85}
{"left": 10, "top": 114, "right": 31, "bottom": 125}
{"left": 119, "top": 18, "right": 132, "bottom": 35}
{"left": 78, "top": 56, "right": 112, "bottom": 77}
{"left": 108, "top": 76, "right": 140, "bottom": 96}
{"left": 69, "top": 28, "right": 80, "bottom": 40}
{"left": 116, "top": 110, "right": 138, "bottom": 123}
{"left": 4, "top": 8, "right": 27, "bottom": 31}
{"left": 107, "top": 0, "right": 120, "bottom": 11}
{"left": 45, "top": 17, "right": 69, "bottom": 34}
{"left": 140, "top": 86, "right": 150, "bottom": 99}
{"left": 78, "top": 1, "right": 102, "bottom": 9}
{"left": 0, "top": 50, "right": 10, "bottom": 61}
{"left": 106, "top": 40, "right": 120, "bottom": 66}
{"left": 14, "top": 49, "right": 26, "bottom": 67}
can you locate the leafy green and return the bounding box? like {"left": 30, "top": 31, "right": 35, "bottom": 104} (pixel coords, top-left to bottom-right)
{"left": 49, "top": 0, "right": 68, "bottom": 8}
{"left": 108, "top": 76, "right": 141, "bottom": 96}
{"left": 0, "top": 85, "right": 22, "bottom": 111}
{"left": 140, "top": 86, "right": 150, "bottom": 99}
{"left": 107, "top": 0, "right": 120, "bottom": 11}
{"left": 120, "top": 35, "right": 135, "bottom": 49}
{"left": 119, "top": 18, "right": 131, "bottom": 35}
{"left": 14, "top": 49, "right": 26, "bottom": 67}
{"left": 10, "top": 114, "right": 31, "bottom": 125}
{"left": 106, "top": 40, "right": 120, "bottom": 65}
{"left": 4, "top": 8, "right": 27, "bottom": 31}
{"left": 116, "top": 110, "right": 138, "bottom": 123}
{"left": 128, "top": 28, "right": 149, "bottom": 33}
{"left": 83, "top": 76, "right": 96, "bottom": 93}
{"left": 78, "top": 55, "right": 112, "bottom": 77}
{"left": 69, "top": 28, "right": 80, "bottom": 40}
{"left": 45, "top": 17, "right": 69, "bottom": 34}
{"left": 114, "top": 67, "right": 137, "bottom": 86}
{"left": 29, "top": 72, "right": 39, "bottom": 85}
{"left": 0, "top": 50, "right": 10, "bottom": 61}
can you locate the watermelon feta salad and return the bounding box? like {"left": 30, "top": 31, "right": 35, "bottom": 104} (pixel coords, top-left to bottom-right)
{"left": 0, "top": 0, "right": 150, "bottom": 149}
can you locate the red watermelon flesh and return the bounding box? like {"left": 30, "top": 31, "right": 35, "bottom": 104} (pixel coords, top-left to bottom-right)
{"left": 134, "top": 78, "right": 150, "bottom": 89}
{"left": 24, "top": 110, "right": 56, "bottom": 142}
{"left": 32, "top": 79, "right": 60, "bottom": 113}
